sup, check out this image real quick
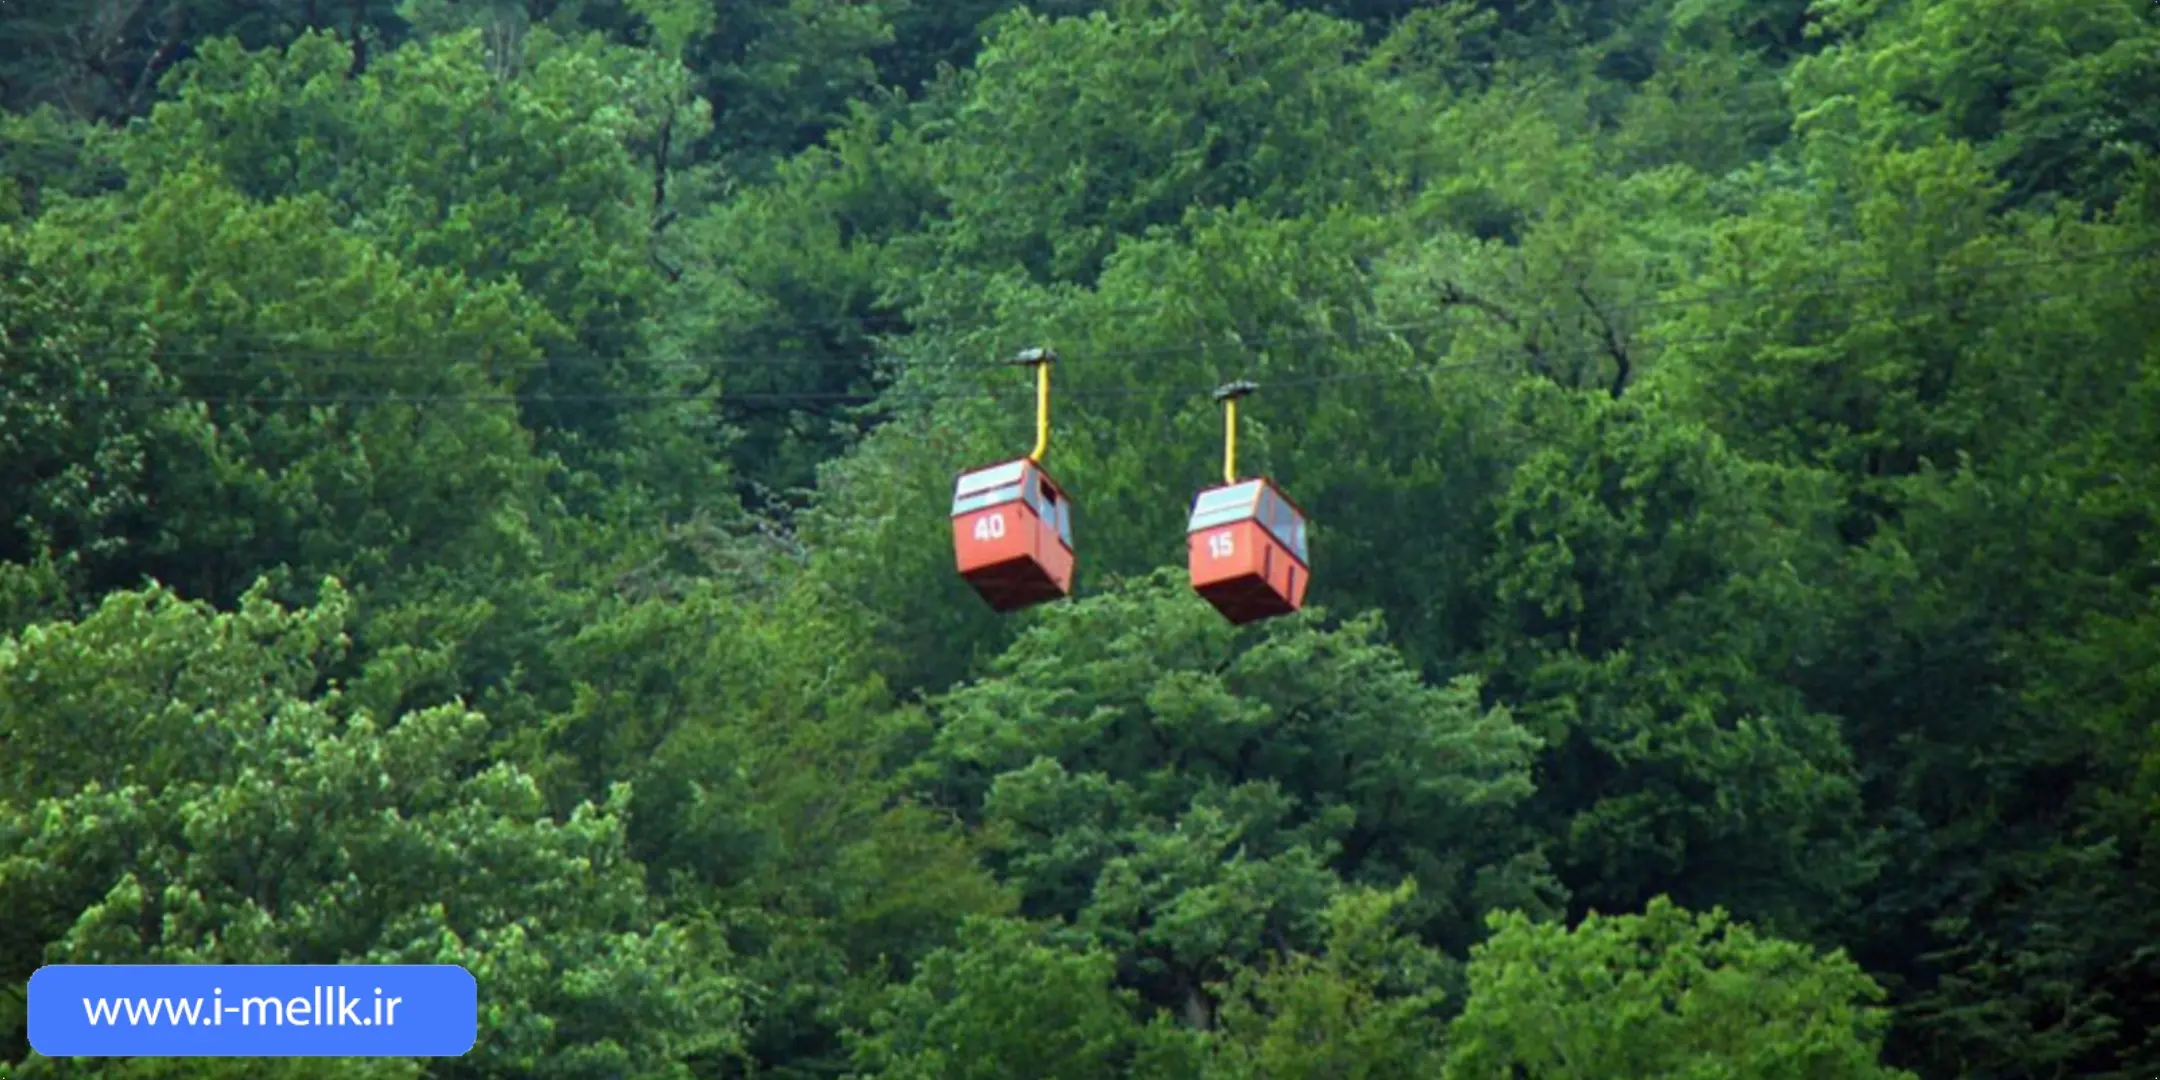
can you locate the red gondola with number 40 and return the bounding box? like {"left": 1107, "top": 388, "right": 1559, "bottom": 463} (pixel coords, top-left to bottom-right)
{"left": 952, "top": 348, "right": 1075, "bottom": 612}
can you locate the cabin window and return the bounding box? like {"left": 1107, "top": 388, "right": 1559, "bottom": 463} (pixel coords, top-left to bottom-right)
{"left": 1254, "top": 489, "right": 1308, "bottom": 563}
{"left": 1188, "top": 481, "right": 1261, "bottom": 531}
{"left": 1275, "top": 501, "right": 1308, "bottom": 563}
{"left": 1039, "top": 482, "right": 1072, "bottom": 545}
{"left": 952, "top": 461, "right": 1029, "bottom": 516}
{"left": 952, "top": 482, "right": 1024, "bottom": 516}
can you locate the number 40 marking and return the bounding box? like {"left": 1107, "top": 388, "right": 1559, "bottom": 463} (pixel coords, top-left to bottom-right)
{"left": 973, "top": 513, "right": 1006, "bottom": 541}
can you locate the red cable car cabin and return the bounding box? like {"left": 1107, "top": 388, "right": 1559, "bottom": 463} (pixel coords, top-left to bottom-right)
{"left": 1187, "top": 478, "right": 1310, "bottom": 624}
{"left": 952, "top": 458, "right": 1075, "bottom": 611}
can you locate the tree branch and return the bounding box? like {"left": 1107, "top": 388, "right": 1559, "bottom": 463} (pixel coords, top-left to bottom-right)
{"left": 1438, "top": 279, "right": 1552, "bottom": 380}
{"left": 124, "top": 2, "right": 188, "bottom": 116}
{"left": 1575, "top": 283, "right": 1632, "bottom": 398}
{"left": 347, "top": 0, "right": 369, "bottom": 75}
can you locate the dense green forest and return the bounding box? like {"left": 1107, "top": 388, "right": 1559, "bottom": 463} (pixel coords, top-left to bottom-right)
{"left": 2, "top": 0, "right": 2156, "bottom": 1075}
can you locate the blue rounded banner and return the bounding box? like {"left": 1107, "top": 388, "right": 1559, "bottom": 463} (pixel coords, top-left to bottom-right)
{"left": 28, "top": 964, "right": 477, "bottom": 1057}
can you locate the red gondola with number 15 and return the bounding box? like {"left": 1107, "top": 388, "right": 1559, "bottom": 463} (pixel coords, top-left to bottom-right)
{"left": 1188, "top": 381, "right": 1310, "bottom": 624}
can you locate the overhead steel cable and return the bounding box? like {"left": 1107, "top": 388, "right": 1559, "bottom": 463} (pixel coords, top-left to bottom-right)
{"left": 12, "top": 281, "right": 2114, "bottom": 409}
{"left": 19, "top": 243, "right": 2151, "bottom": 380}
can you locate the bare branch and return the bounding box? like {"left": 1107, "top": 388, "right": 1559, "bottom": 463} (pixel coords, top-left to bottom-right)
{"left": 1438, "top": 278, "right": 1552, "bottom": 380}
{"left": 1574, "top": 283, "right": 1632, "bottom": 398}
